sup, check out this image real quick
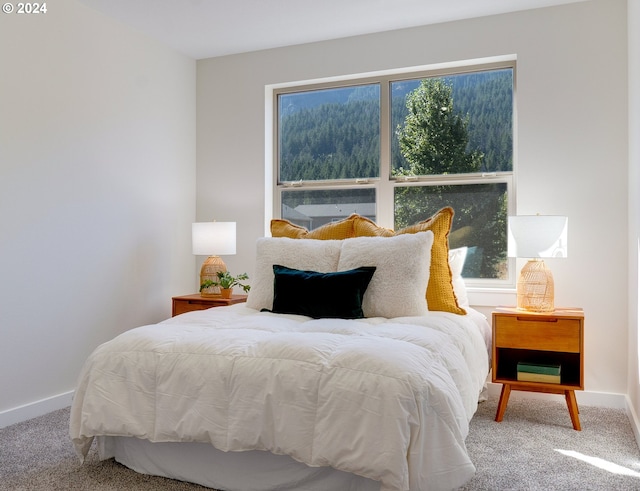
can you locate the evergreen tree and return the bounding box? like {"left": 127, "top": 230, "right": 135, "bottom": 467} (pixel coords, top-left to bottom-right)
{"left": 395, "top": 78, "right": 483, "bottom": 176}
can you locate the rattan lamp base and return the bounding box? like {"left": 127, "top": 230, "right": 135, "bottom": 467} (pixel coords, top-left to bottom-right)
{"left": 200, "top": 256, "right": 227, "bottom": 297}
{"left": 517, "top": 259, "right": 555, "bottom": 312}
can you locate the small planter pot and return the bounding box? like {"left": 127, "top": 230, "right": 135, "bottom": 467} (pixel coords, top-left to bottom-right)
{"left": 220, "top": 288, "right": 233, "bottom": 299}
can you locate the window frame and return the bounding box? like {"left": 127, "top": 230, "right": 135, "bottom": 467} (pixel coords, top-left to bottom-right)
{"left": 270, "top": 58, "right": 517, "bottom": 290}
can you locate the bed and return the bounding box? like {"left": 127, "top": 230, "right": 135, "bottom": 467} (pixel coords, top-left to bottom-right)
{"left": 70, "top": 209, "right": 491, "bottom": 491}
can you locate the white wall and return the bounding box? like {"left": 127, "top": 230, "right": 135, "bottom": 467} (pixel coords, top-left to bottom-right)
{"left": 628, "top": 0, "right": 640, "bottom": 423}
{"left": 0, "top": 0, "right": 196, "bottom": 424}
{"left": 197, "top": 0, "right": 628, "bottom": 396}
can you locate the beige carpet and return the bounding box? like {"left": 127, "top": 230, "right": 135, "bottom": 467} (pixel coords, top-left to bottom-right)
{"left": 2, "top": 393, "right": 640, "bottom": 490}
{"left": 462, "top": 395, "right": 640, "bottom": 490}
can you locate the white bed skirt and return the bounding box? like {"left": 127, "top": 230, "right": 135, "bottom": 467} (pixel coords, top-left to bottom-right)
{"left": 98, "top": 436, "right": 381, "bottom": 491}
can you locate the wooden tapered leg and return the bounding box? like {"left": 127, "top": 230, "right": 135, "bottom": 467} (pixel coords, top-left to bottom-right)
{"left": 495, "top": 384, "right": 511, "bottom": 422}
{"left": 565, "top": 390, "right": 581, "bottom": 431}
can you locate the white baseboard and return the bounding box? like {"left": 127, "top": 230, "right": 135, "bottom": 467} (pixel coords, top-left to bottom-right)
{"left": 0, "top": 391, "right": 74, "bottom": 429}
{"left": 625, "top": 395, "right": 640, "bottom": 450}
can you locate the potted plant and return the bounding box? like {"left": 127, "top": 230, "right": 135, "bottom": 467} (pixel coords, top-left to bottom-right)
{"left": 200, "top": 271, "right": 250, "bottom": 299}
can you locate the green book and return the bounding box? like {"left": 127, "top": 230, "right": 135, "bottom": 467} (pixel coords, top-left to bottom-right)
{"left": 516, "top": 362, "right": 561, "bottom": 376}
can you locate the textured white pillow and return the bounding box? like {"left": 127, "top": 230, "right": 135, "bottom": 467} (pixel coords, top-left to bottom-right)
{"left": 337, "top": 231, "right": 434, "bottom": 318}
{"left": 246, "top": 237, "right": 343, "bottom": 311}
{"left": 449, "top": 247, "right": 469, "bottom": 309}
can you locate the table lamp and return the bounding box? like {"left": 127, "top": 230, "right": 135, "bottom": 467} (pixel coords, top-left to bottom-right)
{"left": 508, "top": 215, "right": 568, "bottom": 312}
{"left": 192, "top": 221, "right": 236, "bottom": 297}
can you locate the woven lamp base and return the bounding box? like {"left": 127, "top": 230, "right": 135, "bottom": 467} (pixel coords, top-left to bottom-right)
{"left": 200, "top": 256, "right": 227, "bottom": 297}
{"left": 517, "top": 259, "right": 555, "bottom": 312}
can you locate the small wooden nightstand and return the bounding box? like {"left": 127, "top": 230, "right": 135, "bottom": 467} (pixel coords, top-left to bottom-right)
{"left": 172, "top": 294, "right": 248, "bottom": 317}
{"left": 492, "top": 307, "right": 584, "bottom": 430}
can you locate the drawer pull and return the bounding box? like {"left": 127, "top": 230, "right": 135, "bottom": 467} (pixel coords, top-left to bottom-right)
{"left": 516, "top": 316, "right": 558, "bottom": 322}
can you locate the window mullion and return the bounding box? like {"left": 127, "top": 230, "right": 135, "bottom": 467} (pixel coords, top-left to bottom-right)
{"left": 377, "top": 79, "right": 394, "bottom": 229}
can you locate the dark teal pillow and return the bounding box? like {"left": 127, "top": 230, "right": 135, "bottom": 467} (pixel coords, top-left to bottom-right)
{"left": 270, "top": 265, "right": 376, "bottom": 319}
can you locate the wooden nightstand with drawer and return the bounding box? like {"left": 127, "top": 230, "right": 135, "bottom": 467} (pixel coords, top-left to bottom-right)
{"left": 492, "top": 307, "right": 584, "bottom": 430}
{"left": 172, "top": 294, "right": 248, "bottom": 317}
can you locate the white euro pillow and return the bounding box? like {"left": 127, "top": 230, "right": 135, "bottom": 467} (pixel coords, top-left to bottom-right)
{"left": 448, "top": 246, "right": 469, "bottom": 309}
{"left": 337, "top": 231, "right": 434, "bottom": 318}
{"left": 246, "top": 237, "right": 343, "bottom": 311}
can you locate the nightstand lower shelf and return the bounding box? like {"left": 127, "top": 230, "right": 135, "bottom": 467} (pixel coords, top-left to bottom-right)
{"left": 494, "top": 381, "right": 581, "bottom": 431}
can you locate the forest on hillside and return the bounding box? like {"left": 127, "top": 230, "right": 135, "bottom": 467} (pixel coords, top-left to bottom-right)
{"left": 278, "top": 68, "right": 513, "bottom": 182}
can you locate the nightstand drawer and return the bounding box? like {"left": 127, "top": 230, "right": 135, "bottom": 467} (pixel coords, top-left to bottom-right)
{"left": 172, "top": 294, "right": 248, "bottom": 317}
{"left": 494, "top": 316, "right": 581, "bottom": 352}
{"left": 173, "top": 301, "right": 213, "bottom": 316}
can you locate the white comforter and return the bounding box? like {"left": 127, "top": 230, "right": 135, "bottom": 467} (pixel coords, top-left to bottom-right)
{"left": 70, "top": 304, "right": 489, "bottom": 491}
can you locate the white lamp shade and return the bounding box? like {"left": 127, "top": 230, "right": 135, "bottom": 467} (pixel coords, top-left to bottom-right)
{"left": 192, "top": 222, "right": 236, "bottom": 256}
{"left": 508, "top": 215, "right": 568, "bottom": 258}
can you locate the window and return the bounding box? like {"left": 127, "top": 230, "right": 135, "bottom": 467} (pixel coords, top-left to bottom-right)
{"left": 273, "top": 60, "right": 515, "bottom": 283}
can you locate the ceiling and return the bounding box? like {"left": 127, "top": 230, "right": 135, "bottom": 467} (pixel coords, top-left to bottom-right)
{"left": 78, "top": 0, "right": 586, "bottom": 60}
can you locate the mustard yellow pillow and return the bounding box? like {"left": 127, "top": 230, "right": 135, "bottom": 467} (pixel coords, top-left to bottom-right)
{"left": 395, "top": 207, "right": 465, "bottom": 315}
{"left": 271, "top": 207, "right": 466, "bottom": 315}
{"left": 271, "top": 214, "right": 357, "bottom": 240}
{"left": 352, "top": 215, "right": 394, "bottom": 237}
{"left": 270, "top": 219, "right": 308, "bottom": 238}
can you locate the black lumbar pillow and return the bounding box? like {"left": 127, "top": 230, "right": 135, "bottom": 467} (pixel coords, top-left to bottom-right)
{"left": 268, "top": 264, "right": 376, "bottom": 319}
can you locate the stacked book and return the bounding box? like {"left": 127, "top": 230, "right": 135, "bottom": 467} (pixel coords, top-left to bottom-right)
{"left": 516, "top": 362, "right": 561, "bottom": 383}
